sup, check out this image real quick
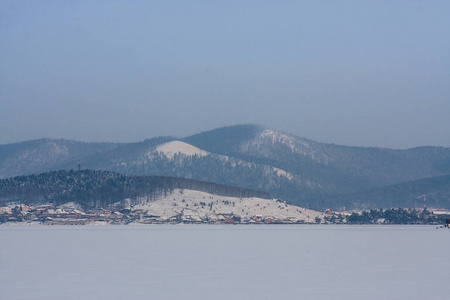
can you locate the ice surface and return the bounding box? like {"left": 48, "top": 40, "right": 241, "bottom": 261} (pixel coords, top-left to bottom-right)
{"left": 1, "top": 225, "right": 449, "bottom": 300}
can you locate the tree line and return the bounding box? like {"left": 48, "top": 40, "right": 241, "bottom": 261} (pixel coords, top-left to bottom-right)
{"left": 0, "top": 169, "right": 269, "bottom": 209}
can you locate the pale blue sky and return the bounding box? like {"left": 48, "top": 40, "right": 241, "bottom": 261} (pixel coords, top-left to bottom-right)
{"left": 1, "top": 1, "right": 449, "bottom": 148}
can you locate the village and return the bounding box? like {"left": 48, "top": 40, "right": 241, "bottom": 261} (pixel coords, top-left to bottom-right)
{"left": 4, "top": 189, "right": 448, "bottom": 226}
{"left": 2, "top": 201, "right": 450, "bottom": 226}
{"left": 0, "top": 203, "right": 344, "bottom": 225}
{"left": 0, "top": 188, "right": 337, "bottom": 225}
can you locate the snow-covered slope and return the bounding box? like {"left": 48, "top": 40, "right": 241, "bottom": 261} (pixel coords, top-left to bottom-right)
{"left": 155, "top": 141, "right": 208, "bottom": 158}
{"left": 133, "top": 189, "right": 325, "bottom": 223}
{"left": 242, "top": 129, "right": 329, "bottom": 164}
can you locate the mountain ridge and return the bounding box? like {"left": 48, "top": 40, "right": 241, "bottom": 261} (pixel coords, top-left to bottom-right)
{"left": 1, "top": 124, "right": 449, "bottom": 210}
{"left": 316, "top": 174, "right": 450, "bottom": 210}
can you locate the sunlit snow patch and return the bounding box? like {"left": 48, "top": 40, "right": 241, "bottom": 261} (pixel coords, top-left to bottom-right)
{"left": 155, "top": 141, "right": 208, "bottom": 159}
{"left": 272, "top": 167, "right": 294, "bottom": 180}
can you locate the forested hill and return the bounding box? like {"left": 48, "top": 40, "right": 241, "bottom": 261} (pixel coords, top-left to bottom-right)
{"left": 0, "top": 170, "right": 269, "bottom": 209}
{"left": 315, "top": 174, "right": 450, "bottom": 210}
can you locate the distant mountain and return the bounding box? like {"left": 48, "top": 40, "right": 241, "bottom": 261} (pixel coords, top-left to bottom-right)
{"left": 0, "top": 139, "right": 118, "bottom": 178}
{"left": 0, "top": 170, "right": 269, "bottom": 209}
{"left": 185, "top": 125, "right": 450, "bottom": 189}
{"left": 1, "top": 124, "right": 449, "bottom": 210}
{"left": 316, "top": 174, "right": 450, "bottom": 211}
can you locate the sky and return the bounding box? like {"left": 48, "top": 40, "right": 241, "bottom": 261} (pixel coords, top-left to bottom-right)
{"left": 1, "top": 1, "right": 449, "bottom": 149}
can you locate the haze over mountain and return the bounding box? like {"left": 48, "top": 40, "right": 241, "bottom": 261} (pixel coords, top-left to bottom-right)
{"left": 1, "top": 125, "right": 450, "bottom": 210}
{"left": 2, "top": 2, "right": 449, "bottom": 150}
{"left": 322, "top": 174, "right": 450, "bottom": 211}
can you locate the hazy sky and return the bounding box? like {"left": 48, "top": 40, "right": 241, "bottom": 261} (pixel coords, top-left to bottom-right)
{"left": 1, "top": 1, "right": 449, "bottom": 148}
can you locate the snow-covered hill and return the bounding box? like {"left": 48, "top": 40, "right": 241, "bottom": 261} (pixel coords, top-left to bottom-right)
{"left": 133, "top": 189, "right": 325, "bottom": 223}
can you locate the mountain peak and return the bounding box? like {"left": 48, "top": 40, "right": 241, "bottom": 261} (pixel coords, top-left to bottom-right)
{"left": 183, "top": 124, "right": 264, "bottom": 155}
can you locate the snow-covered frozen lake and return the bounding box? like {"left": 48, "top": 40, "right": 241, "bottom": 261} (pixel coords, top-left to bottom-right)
{"left": 1, "top": 225, "right": 449, "bottom": 300}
